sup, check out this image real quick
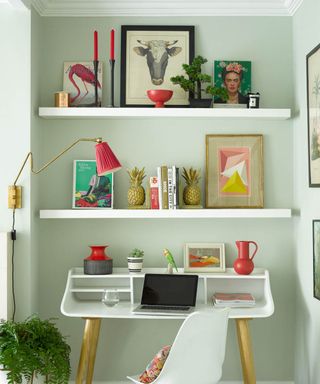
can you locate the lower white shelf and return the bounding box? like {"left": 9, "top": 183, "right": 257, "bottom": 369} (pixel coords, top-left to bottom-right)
{"left": 61, "top": 267, "right": 274, "bottom": 319}
{"left": 40, "top": 208, "right": 292, "bottom": 219}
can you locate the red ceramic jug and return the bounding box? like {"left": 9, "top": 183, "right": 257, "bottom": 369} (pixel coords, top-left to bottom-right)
{"left": 234, "top": 241, "right": 258, "bottom": 275}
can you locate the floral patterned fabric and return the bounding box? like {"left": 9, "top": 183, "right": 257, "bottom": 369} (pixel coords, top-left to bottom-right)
{"left": 139, "top": 345, "right": 171, "bottom": 383}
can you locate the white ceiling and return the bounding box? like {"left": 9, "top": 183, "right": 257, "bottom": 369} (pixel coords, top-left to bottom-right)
{"left": 31, "top": 0, "right": 303, "bottom": 17}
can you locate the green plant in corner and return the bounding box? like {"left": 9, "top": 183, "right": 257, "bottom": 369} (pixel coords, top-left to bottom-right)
{"left": 129, "top": 248, "right": 144, "bottom": 258}
{"left": 170, "top": 55, "right": 228, "bottom": 101}
{"left": 0, "top": 316, "right": 71, "bottom": 384}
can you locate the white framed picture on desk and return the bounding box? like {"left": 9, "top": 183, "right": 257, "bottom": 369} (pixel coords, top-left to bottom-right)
{"left": 184, "top": 243, "right": 226, "bottom": 273}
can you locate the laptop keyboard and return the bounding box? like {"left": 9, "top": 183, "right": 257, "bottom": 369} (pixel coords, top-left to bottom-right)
{"left": 141, "top": 305, "right": 190, "bottom": 311}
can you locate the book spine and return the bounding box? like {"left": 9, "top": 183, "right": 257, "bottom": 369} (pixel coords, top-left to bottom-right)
{"left": 168, "top": 167, "right": 174, "bottom": 210}
{"left": 157, "top": 167, "right": 162, "bottom": 209}
{"left": 172, "top": 166, "right": 179, "bottom": 209}
{"left": 161, "top": 165, "right": 168, "bottom": 210}
{"left": 150, "top": 176, "right": 159, "bottom": 210}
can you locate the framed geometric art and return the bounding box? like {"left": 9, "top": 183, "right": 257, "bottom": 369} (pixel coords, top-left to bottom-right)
{"left": 120, "top": 25, "right": 194, "bottom": 107}
{"left": 313, "top": 220, "right": 320, "bottom": 300}
{"left": 307, "top": 43, "right": 320, "bottom": 186}
{"left": 206, "top": 134, "right": 264, "bottom": 208}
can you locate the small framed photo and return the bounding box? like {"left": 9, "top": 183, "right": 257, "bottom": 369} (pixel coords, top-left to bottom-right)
{"left": 214, "top": 60, "right": 251, "bottom": 105}
{"left": 73, "top": 160, "right": 113, "bottom": 209}
{"left": 63, "top": 62, "right": 102, "bottom": 107}
{"left": 184, "top": 243, "right": 226, "bottom": 273}
{"left": 120, "top": 25, "right": 194, "bottom": 107}
{"left": 307, "top": 44, "right": 320, "bottom": 186}
{"left": 313, "top": 220, "right": 320, "bottom": 300}
{"left": 206, "top": 134, "right": 264, "bottom": 208}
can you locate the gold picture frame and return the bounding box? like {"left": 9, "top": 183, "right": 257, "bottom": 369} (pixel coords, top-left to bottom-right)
{"left": 206, "top": 134, "right": 264, "bottom": 208}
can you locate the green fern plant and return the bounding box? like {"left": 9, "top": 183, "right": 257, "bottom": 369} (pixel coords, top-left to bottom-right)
{"left": 0, "top": 316, "right": 71, "bottom": 384}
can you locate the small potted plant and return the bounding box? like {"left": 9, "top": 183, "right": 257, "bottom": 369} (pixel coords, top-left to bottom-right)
{"left": 128, "top": 248, "right": 144, "bottom": 273}
{"left": 0, "top": 316, "right": 71, "bottom": 384}
{"left": 171, "top": 55, "right": 228, "bottom": 107}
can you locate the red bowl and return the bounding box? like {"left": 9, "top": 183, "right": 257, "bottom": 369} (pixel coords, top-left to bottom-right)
{"left": 147, "top": 90, "right": 173, "bottom": 108}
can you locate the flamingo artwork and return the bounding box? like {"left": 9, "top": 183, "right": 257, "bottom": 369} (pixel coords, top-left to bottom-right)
{"left": 65, "top": 62, "right": 102, "bottom": 106}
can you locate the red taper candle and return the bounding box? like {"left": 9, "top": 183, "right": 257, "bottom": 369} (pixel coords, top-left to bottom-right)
{"left": 110, "top": 29, "right": 115, "bottom": 60}
{"left": 94, "top": 30, "right": 98, "bottom": 61}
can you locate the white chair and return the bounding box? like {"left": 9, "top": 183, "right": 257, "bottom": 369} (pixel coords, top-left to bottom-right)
{"left": 127, "top": 309, "right": 229, "bottom": 384}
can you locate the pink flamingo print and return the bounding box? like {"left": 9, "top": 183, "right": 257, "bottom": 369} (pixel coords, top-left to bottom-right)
{"left": 68, "top": 64, "right": 101, "bottom": 105}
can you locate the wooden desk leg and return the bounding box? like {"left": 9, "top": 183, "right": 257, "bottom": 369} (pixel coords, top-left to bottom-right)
{"left": 235, "top": 319, "right": 256, "bottom": 384}
{"left": 76, "top": 318, "right": 102, "bottom": 384}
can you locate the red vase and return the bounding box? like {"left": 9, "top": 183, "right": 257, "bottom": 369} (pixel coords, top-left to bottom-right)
{"left": 233, "top": 241, "right": 258, "bottom": 275}
{"left": 85, "top": 245, "right": 111, "bottom": 261}
{"left": 84, "top": 245, "right": 113, "bottom": 275}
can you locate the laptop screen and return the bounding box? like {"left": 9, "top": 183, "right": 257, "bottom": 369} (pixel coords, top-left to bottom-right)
{"left": 141, "top": 274, "right": 198, "bottom": 307}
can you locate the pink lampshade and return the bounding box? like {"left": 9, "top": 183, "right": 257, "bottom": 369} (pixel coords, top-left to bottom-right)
{"left": 95, "top": 141, "right": 122, "bottom": 175}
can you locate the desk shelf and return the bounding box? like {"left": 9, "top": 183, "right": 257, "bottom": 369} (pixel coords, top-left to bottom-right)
{"left": 61, "top": 267, "right": 274, "bottom": 319}
{"left": 39, "top": 107, "right": 291, "bottom": 120}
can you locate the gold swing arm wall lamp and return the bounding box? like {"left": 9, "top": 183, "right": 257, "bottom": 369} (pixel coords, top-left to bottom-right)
{"left": 8, "top": 137, "right": 121, "bottom": 209}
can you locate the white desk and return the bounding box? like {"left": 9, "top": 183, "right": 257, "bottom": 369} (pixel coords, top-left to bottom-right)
{"left": 61, "top": 268, "right": 274, "bottom": 384}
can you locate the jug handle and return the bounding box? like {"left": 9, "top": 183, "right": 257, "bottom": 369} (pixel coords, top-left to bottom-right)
{"left": 249, "top": 241, "right": 258, "bottom": 260}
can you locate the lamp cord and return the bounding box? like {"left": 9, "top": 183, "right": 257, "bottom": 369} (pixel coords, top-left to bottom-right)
{"left": 11, "top": 208, "right": 16, "bottom": 321}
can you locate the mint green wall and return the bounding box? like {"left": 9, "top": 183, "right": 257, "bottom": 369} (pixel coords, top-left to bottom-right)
{"left": 293, "top": 0, "right": 320, "bottom": 383}
{"left": 33, "top": 14, "right": 294, "bottom": 381}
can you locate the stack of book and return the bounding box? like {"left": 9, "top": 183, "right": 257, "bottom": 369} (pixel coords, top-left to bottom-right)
{"left": 212, "top": 292, "right": 256, "bottom": 308}
{"left": 150, "top": 165, "right": 180, "bottom": 209}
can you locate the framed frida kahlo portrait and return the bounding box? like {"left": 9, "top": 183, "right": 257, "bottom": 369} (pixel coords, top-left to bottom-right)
{"left": 184, "top": 243, "right": 226, "bottom": 273}
{"left": 313, "top": 220, "right": 320, "bottom": 300}
{"left": 214, "top": 60, "right": 251, "bottom": 105}
{"left": 206, "top": 134, "right": 264, "bottom": 208}
{"left": 307, "top": 44, "right": 320, "bottom": 186}
{"left": 73, "top": 160, "right": 113, "bottom": 209}
{"left": 120, "top": 25, "right": 194, "bottom": 107}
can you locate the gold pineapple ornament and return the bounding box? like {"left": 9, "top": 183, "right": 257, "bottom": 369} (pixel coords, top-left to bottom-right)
{"left": 127, "top": 167, "right": 146, "bottom": 207}
{"left": 182, "top": 167, "right": 202, "bottom": 207}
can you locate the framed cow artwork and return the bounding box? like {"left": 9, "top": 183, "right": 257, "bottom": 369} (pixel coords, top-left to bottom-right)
{"left": 120, "top": 25, "right": 195, "bottom": 107}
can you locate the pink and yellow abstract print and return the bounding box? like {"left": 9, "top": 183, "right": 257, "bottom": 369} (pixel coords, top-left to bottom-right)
{"left": 218, "top": 147, "right": 250, "bottom": 196}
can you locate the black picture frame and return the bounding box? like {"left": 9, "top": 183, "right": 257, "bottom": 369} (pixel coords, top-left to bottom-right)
{"left": 313, "top": 220, "right": 320, "bottom": 301}
{"left": 120, "top": 25, "right": 195, "bottom": 107}
{"left": 306, "top": 43, "right": 320, "bottom": 187}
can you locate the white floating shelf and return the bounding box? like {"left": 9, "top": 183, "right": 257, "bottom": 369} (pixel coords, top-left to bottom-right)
{"left": 40, "top": 208, "right": 292, "bottom": 219}
{"left": 39, "top": 107, "right": 291, "bottom": 120}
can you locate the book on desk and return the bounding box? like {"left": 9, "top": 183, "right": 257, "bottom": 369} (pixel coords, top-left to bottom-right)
{"left": 212, "top": 292, "right": 256, "bottom": 308}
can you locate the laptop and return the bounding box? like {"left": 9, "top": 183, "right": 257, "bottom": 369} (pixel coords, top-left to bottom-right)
{"left": 133, "top": 273, "right": 198, "bottom": 315}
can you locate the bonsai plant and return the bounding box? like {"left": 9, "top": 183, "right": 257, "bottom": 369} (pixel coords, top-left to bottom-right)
{"left": 0, "top": 316, "right": 71, "bottom": 384}
{"left": 170, "top": 55, "right": 228, "bottom": 107}
{"left": 128, "top": 248, "right": 144, "bottom": 273}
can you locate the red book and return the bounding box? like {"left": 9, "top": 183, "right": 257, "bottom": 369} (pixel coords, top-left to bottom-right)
{"left": 150, "top": 176, "right": 159, "bottom": 209}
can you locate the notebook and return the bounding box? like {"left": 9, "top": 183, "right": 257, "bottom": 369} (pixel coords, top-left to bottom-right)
{"left": 133, "top": 273, "right": 199, "bottom": 315}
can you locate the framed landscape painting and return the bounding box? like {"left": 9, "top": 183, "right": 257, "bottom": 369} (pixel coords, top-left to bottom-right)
{"left": 184, "top": 243, "right": 225, "bottom": 273}
{"left": 120, "top": 25, "right": 194, "bottom": 107}
{"left": 307, "top": 44, "right": 320, "bottom": 186}
{"left": 73, "top": 160, "right": 113, "bottom": 209}
{"left": 313, "top": 220, "right": 320, "bottom": 300}
{"left": 206, "top": 134, "right": 263, "bottom": 208}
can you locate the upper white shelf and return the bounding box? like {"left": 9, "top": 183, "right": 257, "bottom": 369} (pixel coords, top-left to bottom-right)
{"left": 38, "top": 107, "right": 291, "bottom": 120}
{"left": 40, "top": 209, "right": 292, "bottom": 219}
